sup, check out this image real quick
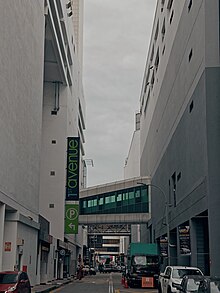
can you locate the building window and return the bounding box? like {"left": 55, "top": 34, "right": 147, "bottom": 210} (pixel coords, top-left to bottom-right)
{"left": 188, "top": 0, "right": 192, "bottom": 12}
{"left": 167, "top": 0, "right": 174, "bottom": 10}
{"left": 49, "top": 204, "right": 54, "bottom": 208}
{"left": 50, "top": 171, "right": 55, "bottom": 176}
{"left": 51, "top": 110, "right": 57, "bottom": 115}
{"left": 161, "top": 18, "right": 165, "bottom": 41}
{"left": 189, "top": 48, "right": 193, "bottom": 62}
{"left": 154, "top": 20, "right": 159, "bottom": 41}
{"left": 170, "top": 10, "right": 174, "bottom": 24}
{"left": 161, "top": 0, "right": 165, "bottom": 12}
{"left": 177, "top": 172, "right": 182, "bottom": 181}
{"left": 171, "top": 172, "right": 176, "bottom": 207}
{"left": 189, "top": 100, "right": 194, "bottom": 112}
{"left": 155, "top": 48, "right": 160, "bottom": 70}
{"left": 99, "top": 198, "right": 104, "bottom": 205}
{"left": 52, "top": 140, "right": 56, "bottom": 144}
{"left": 151, "top": 71, "right": 155, "bottom": 87}
{"left": 150, "top": 45, "right": 154, "bottom": 61}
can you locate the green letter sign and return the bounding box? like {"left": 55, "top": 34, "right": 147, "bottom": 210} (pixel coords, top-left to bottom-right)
{"left": 66, "top": 137, "right": 80, "bottom": 200}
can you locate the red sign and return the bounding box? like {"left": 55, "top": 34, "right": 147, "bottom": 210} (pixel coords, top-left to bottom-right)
{"left": 4, "top": 242, "right": 11, "bottom": 252}
{"left": 142, "top": 277, "right": 154, "bottom": 288}
{"left": 22, "top": 265, "right": 27, "bottom": 272}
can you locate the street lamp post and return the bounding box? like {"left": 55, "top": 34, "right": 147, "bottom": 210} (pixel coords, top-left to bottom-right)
{"left": 137, "top": 182, "right": 171, "bottom": 265}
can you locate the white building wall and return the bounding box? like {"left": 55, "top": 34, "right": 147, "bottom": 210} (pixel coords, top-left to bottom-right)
{"left": 39, "top": 0, "right": 86, "bottom": 281}
{"left": 0, "top": 0, "right": 44, "bottom": 214}
{"left": 124, "top": 130, "right": 140, "bottom": 179}
{"left": 140, "top": 0, "right": 211, "bottom": 176}
{"left": 0, "top": 0, "right": 44, "bottom": 281}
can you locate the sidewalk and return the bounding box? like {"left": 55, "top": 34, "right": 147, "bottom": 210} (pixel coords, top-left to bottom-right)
{"left": 31, "top": 277, "right": 74, "bottom": 293}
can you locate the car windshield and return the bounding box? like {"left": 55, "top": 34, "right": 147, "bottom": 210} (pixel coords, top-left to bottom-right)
{"left": 172, "top": 269, "right": 202, "bottom": 278}
{"left": 0, "top": 273, "right": 17, "bottom": 284}
{"left": 132, "top": 256, "right": 159, "bottom": 266}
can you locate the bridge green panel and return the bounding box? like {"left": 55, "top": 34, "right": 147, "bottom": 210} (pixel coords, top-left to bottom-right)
{"left": 79, "top": 185, "right": 148, "bottom": 215}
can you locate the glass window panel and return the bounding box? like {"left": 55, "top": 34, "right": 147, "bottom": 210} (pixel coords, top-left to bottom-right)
{"left": 105, "top": 197, "right": 110, "bottom": 204}
{"left": 111, "top": 195, "right": 115, "bottom": 202}
{"left": 129, "top": 190, "right": 134, "bottom": 199}
{"left": 99, "top": 198, "right": 104, "bottom": 205}
{"left": 135, "top": 189, "right": 141, "bottom": 198}
{"left": 88, "top": 200, "right": 93, "bottom": 207}
{"left": 93, "top": 199, "right": 97, "bottom": 206}
{"left": 117, "top": 194, "right": 122, "bottom": 201}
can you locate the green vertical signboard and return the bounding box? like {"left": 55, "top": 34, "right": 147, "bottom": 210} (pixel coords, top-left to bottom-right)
{"left": 65, "top": 203, "right": 79, "bottom": 234}
{"left": 66, "top": 137, "right": 80, "bottom": 201}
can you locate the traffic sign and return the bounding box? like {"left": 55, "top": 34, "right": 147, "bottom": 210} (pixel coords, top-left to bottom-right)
{"left": 65, "top": 203, "right": 79, "bottom": 234}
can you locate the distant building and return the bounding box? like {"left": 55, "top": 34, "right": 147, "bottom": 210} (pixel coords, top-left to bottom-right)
{"left": 139, "top": 0, "right": 220, "bottom": 275}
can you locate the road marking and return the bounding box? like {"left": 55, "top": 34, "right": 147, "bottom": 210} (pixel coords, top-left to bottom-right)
{"left": 109, "top": 273, "right": 114, "bottom": 293}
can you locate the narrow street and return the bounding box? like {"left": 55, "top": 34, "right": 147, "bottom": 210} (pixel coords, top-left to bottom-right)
{"left": 51, "top": 272, "right": 158, "bottom": 293}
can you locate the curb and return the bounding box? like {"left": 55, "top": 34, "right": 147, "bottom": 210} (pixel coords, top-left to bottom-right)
{"left": 33, "top": 279, "right": 73, "bottom": 293}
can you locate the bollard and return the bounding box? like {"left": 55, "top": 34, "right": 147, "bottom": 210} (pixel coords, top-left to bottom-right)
{"left": 124, "top": 279, "right": 129, "bottom": 289}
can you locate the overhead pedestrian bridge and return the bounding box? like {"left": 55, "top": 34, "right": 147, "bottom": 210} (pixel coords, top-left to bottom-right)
{"left": 79, "top": 176, "right": 151, "bottom": 224}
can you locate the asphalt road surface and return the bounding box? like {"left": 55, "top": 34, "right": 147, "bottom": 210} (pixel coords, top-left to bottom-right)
{"left": 51, "top": 272, "right": 158, "bottom": 293}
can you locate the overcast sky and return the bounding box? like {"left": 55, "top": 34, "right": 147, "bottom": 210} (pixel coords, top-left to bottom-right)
{"left": 83, "top": 0, "right": 156, "bottom": 187}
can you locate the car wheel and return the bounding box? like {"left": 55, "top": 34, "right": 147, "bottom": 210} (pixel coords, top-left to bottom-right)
{"left": 167, "top": 286, "right": 172, "bottom": 293}
{"left": 158, "top": 284, "right": 162, "bottom": 293}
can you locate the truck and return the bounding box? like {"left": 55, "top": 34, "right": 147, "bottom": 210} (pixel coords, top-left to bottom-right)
{"left": 126, "top": 242, "right": 160, "bottom": 288}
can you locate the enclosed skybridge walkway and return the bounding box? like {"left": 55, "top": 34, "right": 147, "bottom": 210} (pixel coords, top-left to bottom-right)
{"left": 79, "top": 176, "right": 151, "bottom": 225}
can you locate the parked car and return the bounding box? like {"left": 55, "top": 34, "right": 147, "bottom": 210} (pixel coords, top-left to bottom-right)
{"left": 174, "top": 275, "right": 220, "bottom": 293}
{"left": 158, "top": 266, "right": 203, "bottom": 293}
{"left": 0, "top": 271, "right": 31, "bottom": 293}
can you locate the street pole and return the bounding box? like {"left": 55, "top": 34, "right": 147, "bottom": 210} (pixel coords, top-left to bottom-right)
{"left": 137, "top": 182, "right": 170, "bottom": 265}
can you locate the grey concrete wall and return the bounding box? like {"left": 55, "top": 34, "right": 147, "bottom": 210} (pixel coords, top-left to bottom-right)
{"left": 151, "top": 71, "right": 208, "bottom": 234}
{"left": 0, "top": 1, "right": 44, "bottom": 214}
{"left": 206, "top": 67, "right": 220, "bottom": 275}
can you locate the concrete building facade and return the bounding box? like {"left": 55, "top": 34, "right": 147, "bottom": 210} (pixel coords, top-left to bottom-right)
{"left": 0, "top": 0, "right": 44, "bottom": 285}
{"left": 39, "top": 0, "right": 85, "bottom": 282}
{"left": 0, "top": 0, "right": 85, "bottom": 285}
{"left": 139, "top": 0, "right": 220, "bottom": 275}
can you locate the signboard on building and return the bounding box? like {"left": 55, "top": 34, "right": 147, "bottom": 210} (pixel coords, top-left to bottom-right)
{"left": 66, "top": 137, "right": 80, "bottom": 201}
{"left": 4, "top": 242, "right": 11, "bottom": 252}
{"left": 178, "top": 225, "right": 191, "bottom": 255}
{"left": 159, "top": 236, "right": 168, "bottom": 257}
{"left": 65, "top": 203, "right": 79, "bottom": 234}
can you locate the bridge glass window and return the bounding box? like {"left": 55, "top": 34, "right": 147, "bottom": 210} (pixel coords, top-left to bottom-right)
{"left": 93, "top": 199, "right": 97, "bottom": 206}
{"left": 123, "top": 191, "right": 129, "bottom": 201}
{"left": 88, "top": 200, "right": 93, "bottom": 207}
{"left": 105, "top": 196, "right": 110, "bottom": 204}
{"left": 117, "top": 193, "right": 122, "bottom": 201}
{"left": 129, "top": 190, "right": 134, "bottom": 199}
{"left": 111, "top": 195, "right": 115, "bottom": 202}
{"left": 99, "top": 198, "right": 104, "bottom": 205}
{"left": 83, "top": 201, "right": 87, "bottom": 208}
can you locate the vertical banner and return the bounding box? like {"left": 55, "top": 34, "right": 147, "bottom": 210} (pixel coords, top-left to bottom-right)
{"left": 178, "top": 225, "right": 191, "bottom": 255}
{"left": 65, "top": 203, "right": 79, "bottom": 234}
{"left": 66, "top": 137, "right": 80, "bottom": 201}
{"left": 160, "top": 236, "right": 168, "bottom": 257}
